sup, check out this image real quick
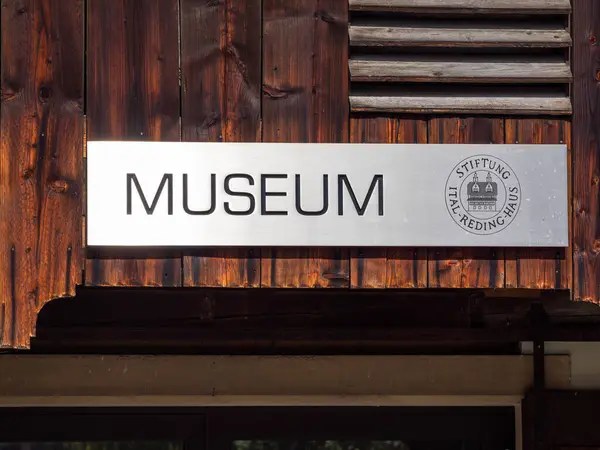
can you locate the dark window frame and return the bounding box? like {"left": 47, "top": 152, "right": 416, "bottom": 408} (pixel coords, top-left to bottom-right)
{"left": 0, "top": 408, "right": 204, "bottom": 447}
{"left": 0, "top": 406, "right": 515, "bottom": 450}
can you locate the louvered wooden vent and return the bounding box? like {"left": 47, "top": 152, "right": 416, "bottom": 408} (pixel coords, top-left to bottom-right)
{"left": 349, "top": 0, "right": 573, "bottom": 115}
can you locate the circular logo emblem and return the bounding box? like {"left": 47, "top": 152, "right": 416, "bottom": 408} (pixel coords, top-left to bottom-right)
{"left": 445, "top": 155, "right": 521, "bottom": 235}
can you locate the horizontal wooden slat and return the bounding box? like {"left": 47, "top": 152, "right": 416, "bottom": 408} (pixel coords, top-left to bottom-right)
{"left": 349, "top": 0, "right": 572, "bottom": 14}
{"left": 350, "top": 94, "right": 572, "bottom": 114}
{"left": 349, "top": 56, "right": 573, "bottom": 83}
{"left": 349, "top": 23, "right": 572, "bottom": 48}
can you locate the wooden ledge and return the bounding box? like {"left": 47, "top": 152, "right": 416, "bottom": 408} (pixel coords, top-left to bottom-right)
{"left": 0, "top": 355, "right": 570, "bottom": 406}
{"left": 350, "top": 94, "right": 572, "bottom": 115}
{"left": 350, "top": 23, "right": 572, "bottom": 48}
{"left": 349, "top": 56, "right": 573, "bottom": 83}
{"left": 349, "top": 0, "right": 572, "bottom": 14}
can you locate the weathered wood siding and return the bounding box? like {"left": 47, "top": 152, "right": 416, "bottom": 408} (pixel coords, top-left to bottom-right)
{"left": 349, "top": 1, "right": 573, "bottom": 115}
{"left": 505, "top": 119, "right": 571, "bottom": 289}
{"left": 349, "top": 117, "right": 428, "bottom": 289}
{"left": 85, "top": 0, "right": 182, "bottom": 287}
{"left": 0, "top": 0, "right": 598, "bottom": 349}
{"left": 350, "top": 23, "right": 573, "bottom": 48}
{"left": 348, "top": 0, "right": 572, "bottom": 14}
{"left": 350, "top": 57, "right": 572, "bottom": 84}
{"left": 1, "top": 0, "right": 84, "bottom": 348}
{"left": 260, "top": 0, "right": 350, "bottom": 288}
{"left": 573, "top": 0, "right": 600, "bottom": 302}
{"left": 428, "top": 118, "right": 506, "bottom": 289}
{"left": 180, "top": 0, "right": 261, "bottom": 287}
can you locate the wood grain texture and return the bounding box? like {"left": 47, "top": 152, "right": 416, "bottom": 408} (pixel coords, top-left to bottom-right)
{"left": 348, "top": 0, "right": 572, "bottom": 14}
{"left": 85, "top": 0, "right": 181, "bottom": 287}
{"left": 349, "top": 117, "right": 427, "bottom": 288}
{"left": 350, "top": 23, "right": 572, "bottom": 48}
{"left": 350, "top": 94, "right": 572, "bottom": 115}
{"left": 184, "top": 248, "right": 259, "bottom": 288}
{"left": 349, "top": 56, "right": 573, "bottom": 84}
{"left": 348, "top": 118, "right": 391, "bottom": 289}
{"left": 1, "top": 0, "right": 83, "bottom": 348}
{"left": 428, "top": 118, "right": 505, "bottom": 289}
{"left": 573, "top": 0, "right": 600, "bottom": 303}
{"left": 181, "top": 0, "right": 261, "bottom": 287}
{"left": 260, "top": 0, "right": 349, "bottom": 288}
{"left": 505, "top": 119, "right": 570, "bottom": 290}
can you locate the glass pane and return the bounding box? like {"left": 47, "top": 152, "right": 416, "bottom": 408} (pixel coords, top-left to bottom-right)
{"left": 233, "top": 440, "right": 507, "bottom": 450}
{"left": 233, "top": 441, "right": 411, "bottom": 450}
{"left": 0, "top": 442, "right": 182, "bottom": 450}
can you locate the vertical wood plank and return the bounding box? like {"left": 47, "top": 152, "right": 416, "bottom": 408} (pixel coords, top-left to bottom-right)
{"left": 387, "top": 120, "right": 428, "bottom": 288}
{"left": 1, "top": 0, "right": 84, "bottom": 348}
{"left": 505, "top": 119, "right": 571, "bottom": 290}
{"left": 573, "top": 0, "right": 600, "bottom": 303}
{"left": 260, "top": 0, "right": 349, "bottom": 288}
{"left": 85, "top": 0, "right": 181, "bottom": 287}
{"left": 349, "top": 118, "right": 391, "bottom": 288}
{"left": 428, "top": 118, "right": 505, "bottom": 289}
{"left": 349, "top": 117, "right": 427, "bottom": 288}
{"left": 181, "top": 0, "right": 261, "bottom": 287}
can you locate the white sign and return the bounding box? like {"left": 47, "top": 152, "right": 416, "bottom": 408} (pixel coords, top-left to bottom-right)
{"left": 86, "top": 141, "right": 568, "bottom": 247}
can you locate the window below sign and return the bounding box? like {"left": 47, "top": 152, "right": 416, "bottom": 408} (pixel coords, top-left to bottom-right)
{"left": 232, "top": 440, "right": 505, "bottom": 450}
{"left": 0, "top": 443, "right": 181, "bottom": 450}
{"left": 0, "top": 407, "right": 515, "bottom": 450}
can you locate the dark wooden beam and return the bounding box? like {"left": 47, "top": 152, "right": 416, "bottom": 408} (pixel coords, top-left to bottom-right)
{"left": 10, "top": 287, "right": 597, "bottom": 354}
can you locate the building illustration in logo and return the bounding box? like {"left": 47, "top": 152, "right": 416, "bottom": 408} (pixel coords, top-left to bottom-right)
{"left": 467, "top": 172, "right": 497, "bottom": 212}
{"left": 445, "top": 155, "right": 522, "bottom": 236}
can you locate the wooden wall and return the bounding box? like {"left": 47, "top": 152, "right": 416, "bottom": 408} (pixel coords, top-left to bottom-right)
{"left": 573, "top": 0, "right": 600, "bottom": 304}
{"left": 1, "top": 0, "right": 598, "bottom": 349}
{"left": 1, "top": 0, "right": 84, "bottom": 348}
